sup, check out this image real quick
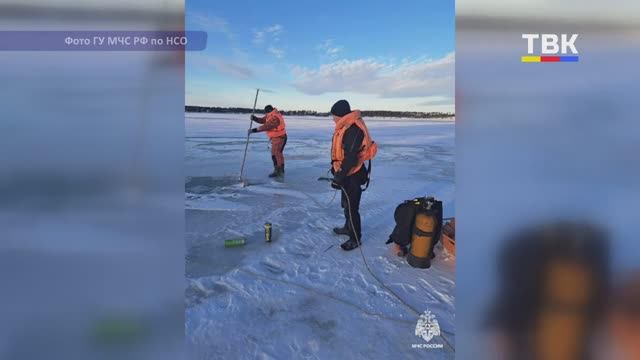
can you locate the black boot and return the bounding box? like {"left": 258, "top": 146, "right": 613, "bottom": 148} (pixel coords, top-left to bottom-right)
{"left": 269, "top": 166, "right": 284, "bottom": 178}
{"left": 340, "top": 237, "right": 361, "bottom": 251}
{"left": 333, "top": 225, "right": 350, "bottom": 235}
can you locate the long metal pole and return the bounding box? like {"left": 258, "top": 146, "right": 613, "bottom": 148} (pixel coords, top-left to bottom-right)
{"left": 239, "top": 88, "right": 260, "bottom": 181}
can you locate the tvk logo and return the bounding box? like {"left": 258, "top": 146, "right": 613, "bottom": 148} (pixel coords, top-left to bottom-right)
{"left": 521, "top": 34, "right": 579, "bottom": 63}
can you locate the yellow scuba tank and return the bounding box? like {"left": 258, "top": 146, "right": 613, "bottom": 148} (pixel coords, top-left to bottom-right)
{"left": 407, "top": 197, "right": 443, "bottom": 269}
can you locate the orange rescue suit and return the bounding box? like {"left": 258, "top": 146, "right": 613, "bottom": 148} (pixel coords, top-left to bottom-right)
{"left": 263, "top": 109, "right": 287, "bottom": 138}
{"left": 331, "top": 110, "right": 377, "bottom": 176}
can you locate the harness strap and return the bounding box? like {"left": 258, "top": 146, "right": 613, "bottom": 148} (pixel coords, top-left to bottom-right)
{"left": 361, "top": 159, "right": 372, "bottom": 191}
{"left": 414, "top": 229, "right": 436, "bottom": 237}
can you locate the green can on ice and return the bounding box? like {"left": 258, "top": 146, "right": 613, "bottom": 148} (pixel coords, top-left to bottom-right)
{"left": 224, "top": 238, "right": 246, "bottom": 248}
{"left": 264, "top": 222, "right": 272, "bottom": 242}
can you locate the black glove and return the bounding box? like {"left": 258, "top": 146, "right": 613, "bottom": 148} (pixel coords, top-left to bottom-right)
{"left": 248, "top": 128, "right": 258, "bottom": 135}
{"left": 331, "top": 174, "right": 344, "bottom": 190}
{"left": 250, "top": 115, "right": 258, "bottom": 121}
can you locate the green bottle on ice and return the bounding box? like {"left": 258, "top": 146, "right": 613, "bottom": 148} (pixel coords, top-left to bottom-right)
{"left": 224, "top": 238, "right": 246, "bottom": 248}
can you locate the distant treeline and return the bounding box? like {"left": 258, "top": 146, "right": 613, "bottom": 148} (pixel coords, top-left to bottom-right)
{"left": 185, "top": 106, "right": 454, "bottom": 119}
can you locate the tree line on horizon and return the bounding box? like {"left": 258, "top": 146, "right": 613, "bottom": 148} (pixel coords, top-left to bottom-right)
{"left": 185, "top": 106, "right": 454, "bottom": 119}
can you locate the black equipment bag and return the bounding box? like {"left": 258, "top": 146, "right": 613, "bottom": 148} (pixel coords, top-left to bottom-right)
{"left": 386, "top": 196, "right": 443, "bottom": 249}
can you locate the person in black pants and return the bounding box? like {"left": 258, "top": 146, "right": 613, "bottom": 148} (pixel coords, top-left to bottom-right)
{"left": 334, "top": 166, "right": 367, "bottom": 250}
{"left": 329, "top": 99, "right": 371, "bottom": 251}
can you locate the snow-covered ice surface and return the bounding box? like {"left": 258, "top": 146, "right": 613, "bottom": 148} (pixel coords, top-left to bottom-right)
{"left": 185, "top": 113, "right": 455, "bottom": 359}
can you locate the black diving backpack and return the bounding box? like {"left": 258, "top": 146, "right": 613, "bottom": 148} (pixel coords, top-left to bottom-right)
{"left": 386, "top": 196, "right": 443, "bottom": 251}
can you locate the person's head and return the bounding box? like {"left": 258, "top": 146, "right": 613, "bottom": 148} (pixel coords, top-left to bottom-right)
{"left": 330, "top": 99, "right": 351, "bottom": 122}
{"left": 264, "top": 105, "right": 274, "bottom": 113}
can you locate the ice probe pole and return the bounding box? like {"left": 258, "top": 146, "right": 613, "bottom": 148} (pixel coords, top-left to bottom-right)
{"left": 239, "top": 88, "right": 260, "bottom": 183}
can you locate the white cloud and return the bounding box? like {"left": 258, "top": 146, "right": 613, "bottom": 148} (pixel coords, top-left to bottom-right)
{"left": 209, "top": 58, "right": 254, "bottom": 79}
{"left": 291, "top": 53, "right": 454, "bottom": 98}
{"left": 417, "top": 96, "right": 454, "bottom": 106}
{"left": 254, "top": 24, "right": 283, "bottom": 44}
{"left": 317, "top": 39, "right": 343, "bottom": 58}
{"left": 253, "top": 31, "right": 265, "bottom": 44}
{"left": 253, "top": 24, "right": 285, "bottom": 59}
{"left": 188, "top": 52, "right": 281, "bottom": 81}
{"left": 265, "top": 24, "right": 283, "bottom": 36}
{"left": 267, "top": 47, "right": 285, "bottom": 59}
{"left": 191, "top": 14, "right": 233, "bottom": 40}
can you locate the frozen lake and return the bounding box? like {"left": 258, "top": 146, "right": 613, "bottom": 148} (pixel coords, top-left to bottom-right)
{"left": 185, "top": 113, "right": 455, "bottom": 359}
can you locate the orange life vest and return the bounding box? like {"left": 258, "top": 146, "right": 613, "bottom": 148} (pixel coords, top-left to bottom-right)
{"left": 265, "top": 109, "right": 287, "bottom": 138}
{"left": 331, "top": 110, "right": 377, "bottom": 176}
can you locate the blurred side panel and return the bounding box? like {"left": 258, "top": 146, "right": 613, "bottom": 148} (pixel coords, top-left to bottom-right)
{"left": 0, "top": 1, "right": 185, "bottom": 359}
{"left": 456, "top": 3, "right": 640, "bottom": 359}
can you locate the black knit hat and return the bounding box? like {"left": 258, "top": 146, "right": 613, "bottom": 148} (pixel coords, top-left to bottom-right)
{"left": 264, "top": 105, "right": 274, "bottom": 113}
{"left": 330, "top": 100, "right": 351, "bottom": 117}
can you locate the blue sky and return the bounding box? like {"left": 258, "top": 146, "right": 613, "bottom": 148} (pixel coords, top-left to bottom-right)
{"left": 186, "top": 0, "right": 454, "bottom": 112}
